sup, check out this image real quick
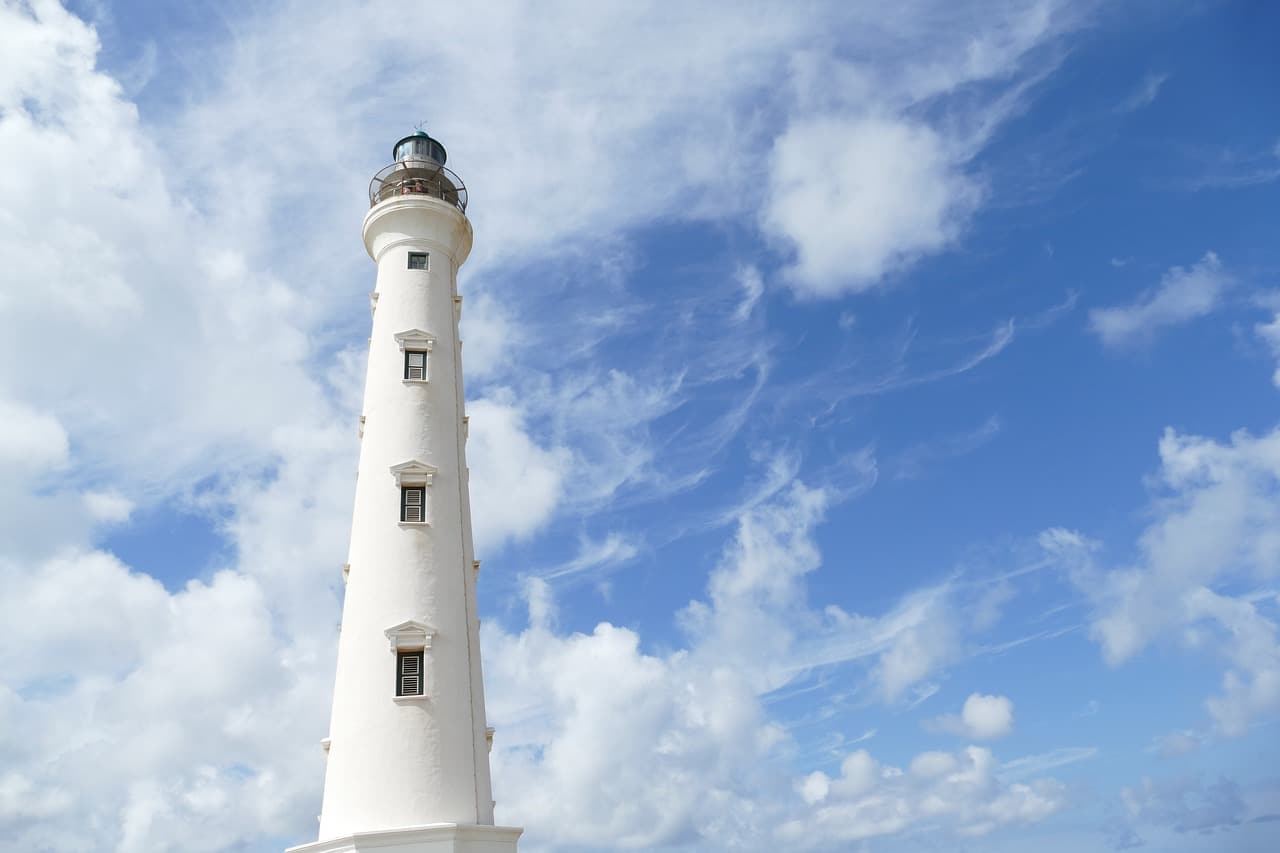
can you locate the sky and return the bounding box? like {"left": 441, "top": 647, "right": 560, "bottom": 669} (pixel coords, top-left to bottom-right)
{"left": 1, "top": 0, "right": 1278, "bottom": 851}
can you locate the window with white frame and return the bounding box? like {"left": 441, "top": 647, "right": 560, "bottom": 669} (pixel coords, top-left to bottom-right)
{"left": 397, "top": 650, "right": 424, "bottom": 696}
{"left": 385, "top": 620, "right": 434, "bottom": 700}
{"left": 394, "top": 329, "right": 435, "bottom": 383}
{"left": 401, "top": 486, "right": 425, "bottom": 522}
{"left": 404, "top": 350, "right": 427, "bottom": 381}
{"left": 390, "top": 460, "right": 436, "bottom": 525}
{"left": 407, "top": 252, "right": 428, "bottom": 270}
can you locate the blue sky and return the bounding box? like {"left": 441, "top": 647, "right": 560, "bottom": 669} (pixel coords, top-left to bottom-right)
{"left": 2, "top": 1, "right": 1279, "bottom": 851}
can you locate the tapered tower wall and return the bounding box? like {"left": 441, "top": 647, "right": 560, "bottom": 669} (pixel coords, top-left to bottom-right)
{"left": 314, "top": 193, "right": 495, "bottom": 840}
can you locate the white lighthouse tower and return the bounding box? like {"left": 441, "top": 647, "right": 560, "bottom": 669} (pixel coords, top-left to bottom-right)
{"left": 289, "top": 132, "right": 521, "bottom": 853}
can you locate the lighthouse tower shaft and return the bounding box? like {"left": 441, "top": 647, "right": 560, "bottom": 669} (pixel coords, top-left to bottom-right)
{"left": 290, "top": 136, "right": 520, "bottom": 853}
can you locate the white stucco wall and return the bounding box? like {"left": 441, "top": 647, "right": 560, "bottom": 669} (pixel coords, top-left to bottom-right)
{"left": 315, "top": 194, "right": 497, "bottom": 840}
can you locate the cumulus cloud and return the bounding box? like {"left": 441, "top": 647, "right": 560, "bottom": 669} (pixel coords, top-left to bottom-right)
{"left": 1048, "top": 424, "right": 1280, "bottom": 736}
{"left": 0, "top": 549, "right": 333, "bottom": 852}
{"left": 927, "top": 693, "right": 1016, "bottom": 740}
{"left": 1089, "top": 252, "right": 1231, "bottom": 346}
{"left": 466, "top": 395, "right": 571, "bottom": 552}
{"left": 0, "top": 1, "right": 1102, "bottom": 851}
{"left": 783, "top": 746, "right": 1065, "bottom": 844}
{"left": 485, "top": 483, "right": 1070, "bottom": 850}
{"left": 0, "top": 400, "right": 69, "bottom": 474}
{"left": 484, "top": 483, "right": 830, "bottom": 848}
{"left": 764, "top": 115, "right": 984, "bottom": 296}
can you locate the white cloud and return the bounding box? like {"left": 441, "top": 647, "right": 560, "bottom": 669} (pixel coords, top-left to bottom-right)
{"left": 484, "top": 480, "right": 1070, "bottom": 849}
{"left": 893, "top": 415, "right": 1002, "bottom": 480}
{"left": 1150, "top": 730, "right": 1202, "bottom": 757}
{"left": 782, "top": 746, "right": 1065, "bottom": 844}
{"left": 459, "top": 293, "right": 519, "bottom": 381}
{"left": 1117, "top": 72, "right": 1168, "bottom": 112}
{"left": 1256, "top": 313, "right": 1280, "bottom": 387}
{"left": 877, "top": 602, "right": 961, "bottom": 699}
{"left": 0, "top": 2, "right": 1110, "bottom": 851}
{"left": 466, "top": 395, "right": 571, "bottom": 552}
{"left": 0, "top": 549, "right": 334, "bottom": 852}
{"left": 82, "top": 490, "right": 134, "bottom": 524}
{"left": 733, "top": 264, "right": 765, "bottom": 323}
{"left": 0, "top": 400, "right": 69, "bottom": 474}
{"left": 764, "top": 115, "right": 984, "bottom": 296}
{"left": 1050, "top": 424, "right": 1280, "bottom": 736}
{"left": 998, "top": 746, "right": 1098, "bottom": 780}
{"left": 927, "top": 693, "right": 1016, "bottom": 740}
{"left": 1089, "top": 252, "right": 1231, "bottom": 346}
{"left": 757, "top": 0, "right": 1082, "bottom": 298}
{"left": 0, "top": 0, "right": 334, "bottom": 509}
{"left": 537, "top": 532, "right": 640, "bottom": 582}
{"left": 1121, "top": 774, "right": 1246, "bottom": 835}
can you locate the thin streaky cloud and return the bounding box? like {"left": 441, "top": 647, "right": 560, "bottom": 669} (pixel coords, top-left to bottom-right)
{"left": 998, "top": 746, "right": 1099, "bottom": 780}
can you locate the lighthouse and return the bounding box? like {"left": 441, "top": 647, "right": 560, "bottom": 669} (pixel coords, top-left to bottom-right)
{"left": 289, "top": 132, "right": 521, "bottom": 853}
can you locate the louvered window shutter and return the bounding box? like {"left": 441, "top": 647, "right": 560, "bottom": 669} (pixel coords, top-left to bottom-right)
{"left": 402, "top": 487, "right": 424, "bottom": 522}
{"left": 397, "top": 651, "right": 424, "bottom": 696}
{"left": 405, "top": 351, "right": 426, "bottom": 380}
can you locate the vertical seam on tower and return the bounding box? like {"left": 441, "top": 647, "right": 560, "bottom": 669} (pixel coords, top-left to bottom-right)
{"left": 452, "top": 264, "right": 483, "bottom": 823}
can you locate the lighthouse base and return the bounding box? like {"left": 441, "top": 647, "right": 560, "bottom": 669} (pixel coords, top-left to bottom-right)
{"left": 287, "top": 824, "right": 521, "bottom": 853}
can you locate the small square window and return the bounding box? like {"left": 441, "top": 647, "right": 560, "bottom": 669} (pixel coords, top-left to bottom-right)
{"left": 401, "top": 487, "right": 425, "bottom": 522}
{"left": 404, "top": 351, "right": 427, "bottom": 381}
{"left": 397, "top": 650, "right": 424, "bottom": 696}
{"left": 407, "top": 252, "right": 428, "bottom": 270}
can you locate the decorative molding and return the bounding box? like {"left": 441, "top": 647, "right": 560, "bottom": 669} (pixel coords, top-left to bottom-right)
{"left": 472, "top": 559, "right": 481, "bottom": 576}
{"left": 358, "top": 415, "right": 366, "bottom": 439}
{"left": 485, "top": 726, "right": 495, "bottom": 753}
{"left": 389, "top": 460, "right": 437, "bottom": 487}
{"left": 384, "top": 620, "right": 435, "bottom": 652}
{"left": 342, "top": 563, "right": 350, "bottom": 584}
{"left": 369, "top": 291, "right": 379, "bottom": 316}
{"left": 393, "top": 329, "right": 436, "bottom": 353}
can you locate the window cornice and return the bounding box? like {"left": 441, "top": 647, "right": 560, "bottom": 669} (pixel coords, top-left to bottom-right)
{"left": 385, "top": 620, "right": 435, "bottom": 652}
{"left": 393, "top": 329, "right": 436, "bottom": 352}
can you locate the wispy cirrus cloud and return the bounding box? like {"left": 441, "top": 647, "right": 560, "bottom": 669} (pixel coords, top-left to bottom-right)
{"left": 1089, "top": 252, "right": 1232, "bottom": 347}
{"left": 1116, "top": 72, "right": 1169, "bottom": 113}
{"left": 1177, "top": 139, "right": 1280, "bottom": 191}
{"left": 892, "top": 415, "right": 1002, "bottom": 480}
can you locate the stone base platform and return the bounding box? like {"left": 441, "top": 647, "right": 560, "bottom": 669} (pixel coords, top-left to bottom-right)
{"left": 287, "top": 824, "right": 521, "bottom": 853}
